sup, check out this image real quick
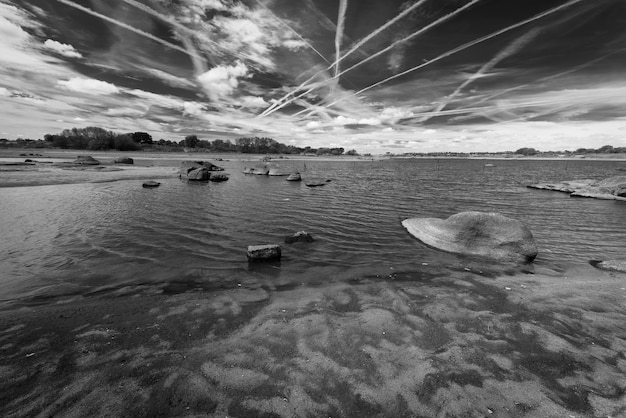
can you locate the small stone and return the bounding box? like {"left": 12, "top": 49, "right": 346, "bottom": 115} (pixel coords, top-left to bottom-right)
{"left": 285, "top": 231, "right": 314, "bottom": 244}
{"left": 247, "top": 244, "right": 281, "bottom": 262}
{"left": 142, "top": 181, "right": 161, "bottom": 188}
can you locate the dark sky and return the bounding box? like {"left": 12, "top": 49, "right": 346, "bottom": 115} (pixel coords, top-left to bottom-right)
{"left": 0, "top": 0, "right": 625, "bottom": 152}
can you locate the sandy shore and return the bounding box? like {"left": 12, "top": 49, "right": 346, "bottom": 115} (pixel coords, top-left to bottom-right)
{"left": 1, "top": 263, "right": 625, "bottom": 417}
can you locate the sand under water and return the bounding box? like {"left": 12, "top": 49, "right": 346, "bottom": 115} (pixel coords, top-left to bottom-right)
{"left": 2, "top": 264, "right": 625, "bottom": 417}
{"left": 1, "top": 150, "right": 625, "bottom": 417}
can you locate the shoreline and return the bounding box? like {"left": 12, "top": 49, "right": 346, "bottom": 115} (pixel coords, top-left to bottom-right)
{"left": 1, "top": 264, "right": 625, "bottom": 416}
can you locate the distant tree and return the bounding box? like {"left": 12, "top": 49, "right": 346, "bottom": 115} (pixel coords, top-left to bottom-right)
{"left": 345, "top": 149, "right": 359, "bottom": 156}
{"left": 131, "top": 132, "right": 153, "bottom": 144}
{"left": 597, "top": 145, "right": 614, "bottom": 154}
{"left": 184, "top": 134, "right": 199, "bottom": 148}
{"left": 514, "top": 147, "right": 539, "bottom": 156}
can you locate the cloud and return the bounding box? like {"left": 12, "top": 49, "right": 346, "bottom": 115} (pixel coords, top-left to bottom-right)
{"left": 197, "top": 62, "right": 249, "bottom": 101}
{"left": 57, "top": 77, "right": 120, "bottom": 95}
{"left": 138, "top": 67, "right": 195, "bottom": 88}
{"left": 282, "top": 39, "right": 307, "bottom": 50}
{"left": 43, "top": 39, "right": 82, "bottom": 58}
{"left": 239, "top": 95, "right": 267, "bottom": 108}
{"left": 0, "top": 87, "right": 10, "bottom": 96}
{"left": 183, "top": 101, "right": 206, "bottom": 116}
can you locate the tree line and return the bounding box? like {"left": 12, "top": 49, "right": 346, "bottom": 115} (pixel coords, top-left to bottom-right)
{"left": 4, "top": 126, "right": 359, "bottom": 156}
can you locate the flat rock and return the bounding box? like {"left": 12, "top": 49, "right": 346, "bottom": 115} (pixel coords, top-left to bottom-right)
{"left": 179, "top": 160, "right": 223, "bottom": 174}
{"left": 114, "top": 157, "right": 134, "bottom": 164}
{"left": 528, "top": 176, "right": 626, "bottom": 201}
{"left": 73, "top": 155, "right": 100, "bottom": 165}
{"left": 187, "top": 167, "right": 210, "bottom": 181}
{"left": 305, "top": 179, "right": 331, "bottom": 187}
{"left": 247, "top": 244, "right": 281, "bottom": 262}
{"left": 402, "top": 211, "right": 538, "bottom": 263}
{"left": 590, "top": 259, "right": 626, "bottom": 273}
{"left": 142, "top": 181, "right": 161, "bottom": 188}
{"left": 209, "top": 173, "right": 229, "bottom": 182}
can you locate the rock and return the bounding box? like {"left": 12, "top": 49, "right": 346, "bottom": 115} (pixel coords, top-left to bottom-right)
{"left": 402, "top": 211, "right": 538, "bottom": 263}
{"left": 209, "top": 173, "right": 229, "bottom": 182}
{"left": 528, "top": 176, "right": 626, "bottom": 201}
{"left": 114, "top": 157, "right": 134, "bottom": 164}
{"left": 253, "top": 165, "right": 269, "bottom": 175}
{"left": 73, "top": 155, "right": 100, "bottom": 165}
{"left": 24, "top": 159, "right": 33, "bottom": 163}
{"left": 142, "top": 181, "right": 161, "bottom": 188}
{"left": 247, "top": 244, "right": 281, "bottom": 262}
{"left": 268, "top": 165, "right": 291, "bottom": 176}
{"left": 590, "top": 260, "right": 626, "bottom": 273}
{"left": 285, "top": 231, "right": 314, "bottom": 244}
{"left": 187, "top": 167, "right": 211, "bottom": 181}
{"left": 305, "top": 179, "right": 332, "bottom": 187}
{"left": 179, "top": 160, "right": 223, "bottom": 174}
{"left": 286, "top": 172, "right": 301, "bottom": 181}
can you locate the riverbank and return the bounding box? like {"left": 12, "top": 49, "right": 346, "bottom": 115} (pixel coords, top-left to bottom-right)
{"left": 1, "top": 263, "right": 624, "bottom": 417}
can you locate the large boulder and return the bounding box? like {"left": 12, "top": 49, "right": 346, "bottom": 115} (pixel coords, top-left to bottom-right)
{"left": 247, "top": 244, "right": 281, "bottom": 262}
{"left": 178, "top": 160, "right": 223, "bottom": 174}
{"left": 73, "top": 155, "right": 100, "bottom": 165}
{"left": 187, "top": 167, "right": 210, "bottom": 181}
{"left": 402, "top": 211, "right": 538, "bottom": 263}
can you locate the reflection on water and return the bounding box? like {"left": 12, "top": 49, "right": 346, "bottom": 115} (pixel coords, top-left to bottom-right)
{"left": 0, "top": 158, "right": 624, "bottom": 305}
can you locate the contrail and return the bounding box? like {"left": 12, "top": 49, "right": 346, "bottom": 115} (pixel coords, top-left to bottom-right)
{"left": 258, "top": 0, "right": 433, "bottom": 117}
{"left": 427, "top": 27, "right": 542, "bottom": 121}
{"left": 308, "top": 0, "right": 587, "bottom": 117}
{"left": 334, "top": 0, "right": 349, "bottom": 79}
{"left": 254, "top": 0, "right": 331, "bottom": 65}
{"left": 56, "top": 0, "right": 205, "bottom": 61}
{"left": 262, "top": 0, "right": 482, "bottom": 118}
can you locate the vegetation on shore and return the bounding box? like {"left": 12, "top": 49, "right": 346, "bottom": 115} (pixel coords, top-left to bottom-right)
{"left": 0, "top": 126, "right": 359, "bottom": 156}
{"left": 394, "top": 145, "right": 626, "bottom": 158}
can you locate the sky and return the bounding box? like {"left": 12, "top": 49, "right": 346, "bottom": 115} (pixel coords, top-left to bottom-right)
{"left": 0, "top": 0, "right": 625, "bottom": 153}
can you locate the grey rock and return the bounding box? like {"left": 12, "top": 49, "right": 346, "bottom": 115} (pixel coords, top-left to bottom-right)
{"left": 73, "top": 155, "right": 100, "bottom": 165}
{"left": 142, "top": 181, "right": 161, "bottom": 188}
{"left": 286, "top": 172, "right": 301, "bottom": 181}
{"left": 114, "top": 157, "right": 134, "bottom": 164}
{"left": 590, "top": 260, "right": 626, "bottom": 273}
{"left": 285, "top": 231, "right": 314, "bottom": 244}
{"left": 247, "top": 244, "right": 281, "bottom": 262}
{"left": 187, "top": 167, "right": 211, "bottom": 181}
{"left": 402, "top": 211, "right": 538, "bottom": 263}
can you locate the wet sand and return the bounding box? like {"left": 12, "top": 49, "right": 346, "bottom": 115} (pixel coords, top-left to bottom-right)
{"left": 1, "top": 264, "right": 625, "bottom": 417}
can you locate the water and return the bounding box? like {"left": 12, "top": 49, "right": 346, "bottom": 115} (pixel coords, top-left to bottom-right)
{"left": 1, "top": 157, "right": 624, "bottom": 307}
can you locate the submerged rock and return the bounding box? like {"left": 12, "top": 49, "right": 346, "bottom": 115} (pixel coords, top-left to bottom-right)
{"left": 268, "top": 165, "right": 291, "bottom": 176}
{"left": 528, "top": 176, "right": 626, "bottom": 201}
{"left": 590, "top": 259, "right": 626, "bottom": 273}
{"left": 285, "top": 231, "right": 314, "bottom": 244}
{"left": 247, "top": 244, "right": 281, "bottom": 262}
{"left": 305, "top": 179, "right": 331, "bottom": 187}
{"left": 209, "top": 173, "right": 229, "bottom": 182}
{"left": 73, "top": 155, "right": 100, "bottom": 165}
{"left": 402, "top": 211, "right": 537, "bottom": 263}
{"left": 142, "top": 181, "right": 161, "bottom": 188}
{"left": 114, "top": 157, "right": 134, "bottom": 164}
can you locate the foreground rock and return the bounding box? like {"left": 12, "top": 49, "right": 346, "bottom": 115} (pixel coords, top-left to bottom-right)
{"left": 114, "top": 157, "right": 134, "bottom": 164}
{"left": 402, "top": 211, "right": 538, "bottom": 263}
{"left": 73, "top": 155, "right": 100, "bottom": 165}
{"left": 247, "top": 244, "right": 281, "bottom": 262}
{"left": 590, "top": 259, "right": 626, "bottom": 273}
{"left": 285, "top": 231, "right": 314, "bottom": 244}
{"left": 528, "top": 176, "right": 626, "bottom": 200}
{"left": 142, "top": 181, "right": 160, "bottom": 188}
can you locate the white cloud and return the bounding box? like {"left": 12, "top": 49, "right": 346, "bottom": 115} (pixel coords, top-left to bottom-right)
{"left": 0, "top": 87, "right": 10, "bottom": 96}
{"left": 43, "top": 39, "right": 82, "bottom": 58}
{"left": 239, "top": 95, "right": 267, "bottom": 108}
{"left": 183, "top": 101, "right": 206, "bottom": 116}
{"left": 358, "top": 117, "right": 381, "bottom": 126}
{"left": 306, "top": 121, "right": 321, "bottom": 129}
{"left": 106, "top": 107, "right": 145, "bottom": 117}
{"left": 283, "top": 39, "right": 307, "bottom": 50}
{"left": 197, "top": 62, "right": 249, "bottom": 101}
{"left": 58, "top": 77, "right": 120, "bottom": 95}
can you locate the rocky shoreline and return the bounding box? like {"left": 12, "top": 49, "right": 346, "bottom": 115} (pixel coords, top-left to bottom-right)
{"left": 527, "top": 176, "right": 626, "bottom": 201}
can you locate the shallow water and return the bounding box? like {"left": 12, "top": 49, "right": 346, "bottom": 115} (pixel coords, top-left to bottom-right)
{"left": 0, "top": 156, "right": 624, "bottom": 306}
